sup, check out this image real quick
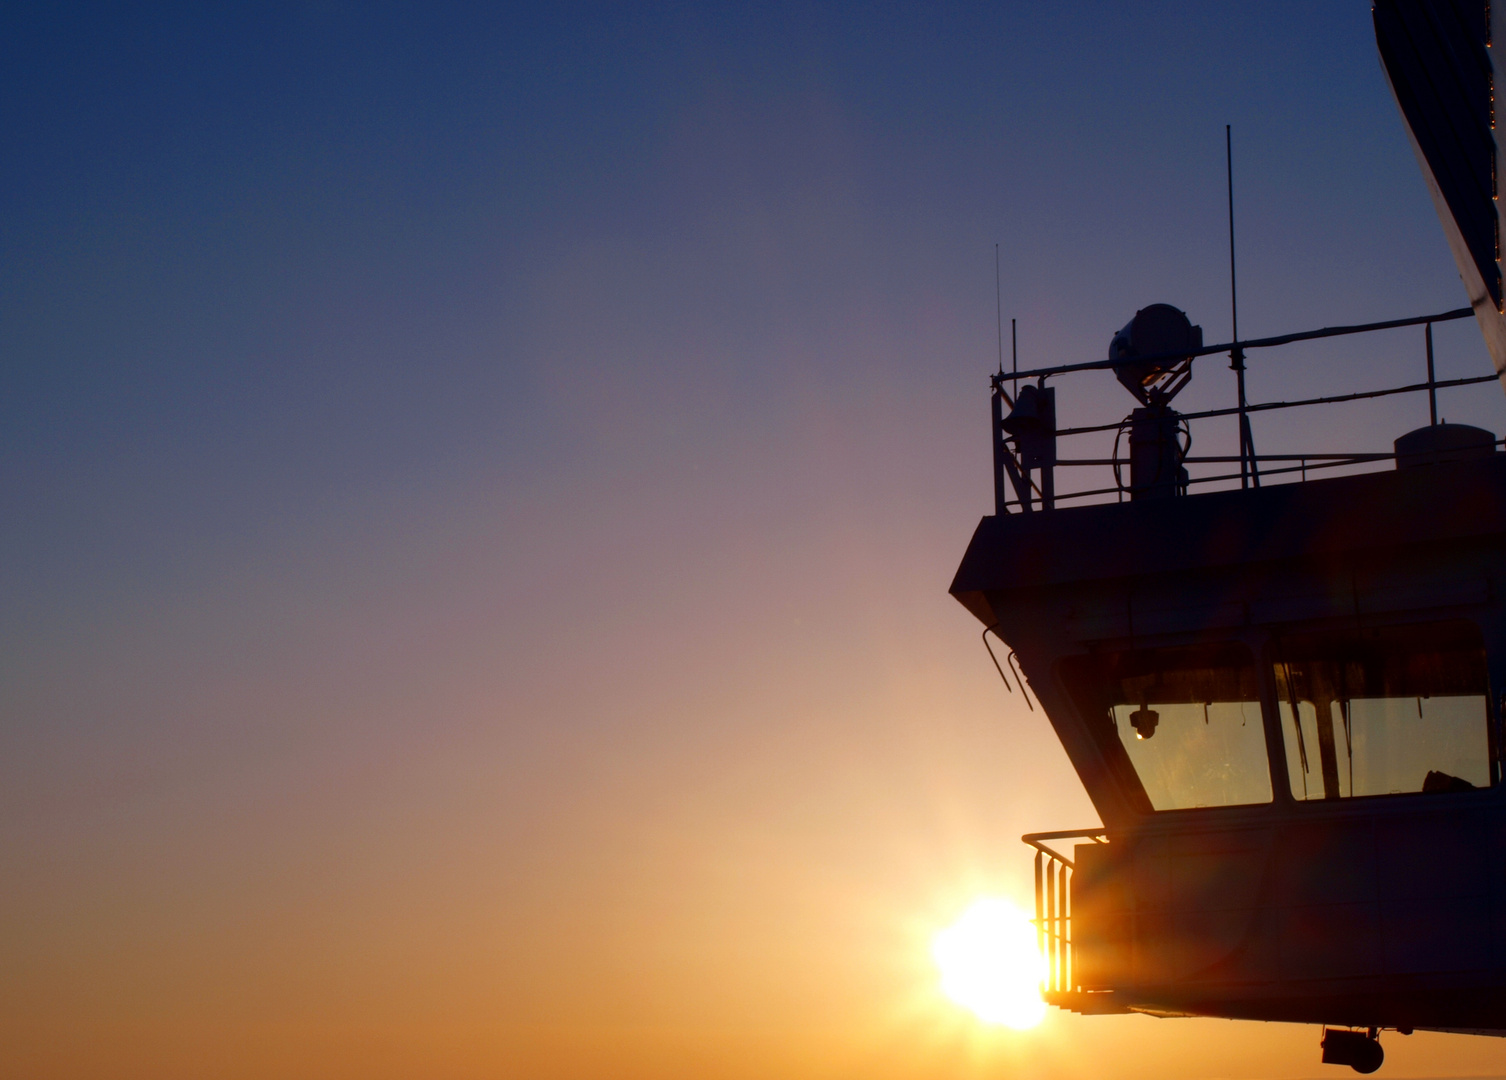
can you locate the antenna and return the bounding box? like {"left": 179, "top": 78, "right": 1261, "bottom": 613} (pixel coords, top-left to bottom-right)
{"left": 1227, "top": 123, "right": 1253, "bottom": 489}
{"left": 1012, "top": 317, "right": 1018, "bottom": 388}
{"left": 995, "top": 243, "right": 1005, "bottom": 376}
{"left": 1227, "top": 124, "right": 1240, "bottom": 345}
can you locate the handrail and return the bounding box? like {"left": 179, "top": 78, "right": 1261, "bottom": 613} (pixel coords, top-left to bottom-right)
{"left": 988, "top": 304, "right": 1499, "bottom": 514}
{"left": 1025, "top": 828, "right": 1107, "bottom": 995}
{"left": 1001, "top": 306, "right": 1472, "bottom": 385}
{"left": 997, "top": 452, "right": 1422, "bottom": 511}
{"left": 1057, "top": 372, "right": 1497, "bottom": 437}
{"left": 1021, "top": 827, "right": 1108, "bottom": 867}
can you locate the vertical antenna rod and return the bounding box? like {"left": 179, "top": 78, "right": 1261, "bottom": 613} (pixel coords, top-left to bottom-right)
{"left": 995, "top": 243, "right": 1005, "bottom": 376}
{"left": 993, "top": 244, "right": 1006, "bottom": 376}
{"left": 1227, "top": 124, "right": 1253, "bottom": 489}
{"left": 1011, "top": 318, "right": 1018, "bottom": 387}
{"left": 1227, "top": 125, "right": 1240, "bottom": 346}
{"left": 991, "top": 244, "right": 1008, "bottom": 515}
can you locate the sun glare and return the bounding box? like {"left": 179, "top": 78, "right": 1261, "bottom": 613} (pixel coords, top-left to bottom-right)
{"left": 931, "top": 896, "right": 1047, "bottom": 1029}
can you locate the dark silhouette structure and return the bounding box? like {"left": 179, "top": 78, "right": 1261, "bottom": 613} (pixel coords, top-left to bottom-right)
{"left": 949, "top": 3, "right": 1506, "bottom": 1071}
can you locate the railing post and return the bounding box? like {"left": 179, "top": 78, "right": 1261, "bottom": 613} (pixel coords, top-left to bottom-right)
{"left": 1058, "top": 861, "right": 1069, "bottom": 992}
{"left": 1426, "top": 321, "right": 1438, "bottom": 426}
{"left": 1036, "top": 384, "right": 1057, "bottom": 511}
{"left": 1034, "top": 851, "right": 1044, "bottom": 985}
{"left": 991, "top": 376, "right": 1008, "bottom": 514}
{"left": 1021, "top": 828, "right": 1108, "bottom": 999}
{"left": 1231, "top": 345, "right": 1253, "bottom": 489}
{"left": 1045, "top": 858, "right": 1056, "bottom": 992}
{"left": 1227, "top": 124, "right": 1244, "bottom": 492}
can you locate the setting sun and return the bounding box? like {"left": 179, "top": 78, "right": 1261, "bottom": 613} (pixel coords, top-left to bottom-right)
{"left": 932, "top": 897, "right": 1047, "bottom": 1030}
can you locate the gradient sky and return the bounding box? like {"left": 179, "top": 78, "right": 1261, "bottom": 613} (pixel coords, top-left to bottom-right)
{"left": 4, "top": 3, "right": 1505, "bottom": 1078}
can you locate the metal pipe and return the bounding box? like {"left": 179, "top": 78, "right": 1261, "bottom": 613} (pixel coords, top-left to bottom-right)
{"left": 995, "top": 452, "right": 1433, "bottom": 508}
{"left": 1021, "top": 828, "right": 1108, "bottom": 864}
{"left": 991, "top": 378, "right": 1007, "bottom": 515}
{"left": 1045, "top": 860, "right": 1057, "bottom": 991}
{"left": 1056, "top": 453, "right": 1394, "bottom": 466}
{"left": 1060, "top": 862, "right": 1071, "bottom": 992}
{"left": 1002, "top": 305, "right": 1473, "bottom": 383}
{"left": 1056, "top": 372, "right": 1497, "bottom": 437}
{"left": 1426, "top": 321, "right": 1438, "bottom": 425}
{"left": 1228, "top": 127, "right": 1250, "bottom": 490}
{"left": 1034, "top": 851, "right": 1044, "bottom": 981}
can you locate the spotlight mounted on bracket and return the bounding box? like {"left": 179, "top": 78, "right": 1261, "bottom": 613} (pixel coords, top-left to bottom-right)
{"left": 1108, "top": 304, "right": 1201, "bottom": 499}
{"left": 1109, "top": 303, "right": 1203, "bottom": 408}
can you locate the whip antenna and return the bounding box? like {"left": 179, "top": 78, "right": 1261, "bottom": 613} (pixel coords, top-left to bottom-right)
{"left": 995, "top": 243, "right": 1005, "bottom": 376}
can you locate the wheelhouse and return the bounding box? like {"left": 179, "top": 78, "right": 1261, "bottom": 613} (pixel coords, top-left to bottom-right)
{"left": 949, "top": 308, "right": 1506, "bottom": 1039}
{"left": 945, "top": 0, "right": 1506, "bottom": 1066}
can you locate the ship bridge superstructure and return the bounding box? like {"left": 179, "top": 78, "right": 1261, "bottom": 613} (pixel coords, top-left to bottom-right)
{"left": 947, "top": 2, "right": 1506, "bottom": 1069}
{"left": 951, "top": 305, "right": 1506, "bottom": 1061}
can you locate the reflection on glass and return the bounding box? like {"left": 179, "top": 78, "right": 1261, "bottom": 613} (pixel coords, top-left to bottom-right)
{"left": 1113, "top": 699, "right": 1268, "bottom": 810}
{"left": 1274, "top": 620, "right": 1491, "bottom": 800}
{"left": 1063, "top": 642, "right": 1272, "bottom": 811}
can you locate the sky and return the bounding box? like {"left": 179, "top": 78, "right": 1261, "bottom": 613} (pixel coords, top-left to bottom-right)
{"left": 2, "top": 2, "right": 1505, "bottom": 1078}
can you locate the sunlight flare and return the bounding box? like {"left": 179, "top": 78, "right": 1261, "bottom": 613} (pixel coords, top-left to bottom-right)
{"left": 931, "top": 896, "right": 1047, "bottom": 1029}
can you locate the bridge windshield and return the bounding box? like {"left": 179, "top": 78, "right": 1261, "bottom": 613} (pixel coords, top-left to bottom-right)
{"left": 1274, "top": 619, "right": 1492, "bottom": 800}
{"left": 1063, "top": 642, "right": 1271, "bottom": 811}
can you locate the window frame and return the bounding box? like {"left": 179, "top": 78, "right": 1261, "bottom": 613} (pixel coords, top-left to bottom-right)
{"left": 1263, "top": 616, "right": 1499, "bottom": 805}
{"left": 1058, "top": 617, "right": 1502, "bottom": 820}
{"left": 1060, "top": 636, "right": 1279, "bottom": 815}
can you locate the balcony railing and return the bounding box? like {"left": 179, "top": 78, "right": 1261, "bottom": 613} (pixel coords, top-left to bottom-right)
{"left": 991, "top": 305, "right": 1501, "bottom": 513}
{"left": 1023, "top": 828, "right": 1107, "bottom": 996}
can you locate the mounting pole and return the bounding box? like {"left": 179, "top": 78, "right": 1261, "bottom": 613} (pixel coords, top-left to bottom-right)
{"left": 1426, "top": 321, "right": 1438, "bottom": 425}
{"left": 1227, "top": 124, "right": 1251, "bottom": 489}
{"left": 991, "top": 374, "right": 1008, "bottom": 514}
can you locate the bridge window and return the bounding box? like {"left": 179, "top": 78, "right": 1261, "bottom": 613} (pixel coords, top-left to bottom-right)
{"left": 1273, "top": 620, "right": 1491, "bottom": 801}
{"left": 1062, "top": 642, "right": 1271, "bottom": 811}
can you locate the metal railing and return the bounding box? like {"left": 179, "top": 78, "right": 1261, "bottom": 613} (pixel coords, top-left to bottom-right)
{"left": 991, "top": 305, "right": 1500, "bottom": 513}
{"left": 1023, "top": 828, "right": 1108, "bottom": 995}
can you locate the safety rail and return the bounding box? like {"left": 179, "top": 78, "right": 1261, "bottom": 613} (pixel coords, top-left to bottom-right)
{"left": 1023, "top": 828, "right": 1108, "bottom": 995}
{"left": 991, "top": 305, "right": 1499, "bottom": 513}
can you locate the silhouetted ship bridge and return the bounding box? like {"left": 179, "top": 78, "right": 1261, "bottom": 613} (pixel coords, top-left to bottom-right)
{"left": 948, "top": 2, "right": 1506, "bottom": 1073}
